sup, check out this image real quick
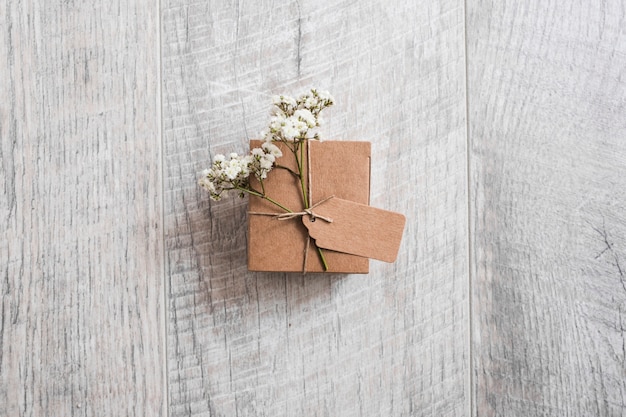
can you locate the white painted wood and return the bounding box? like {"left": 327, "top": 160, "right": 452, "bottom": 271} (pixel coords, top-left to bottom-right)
{"left": 9, "top": 0, "right": 622, "bottom": 415}
{"left": 467, "top": 1, "right": 626, "bottom": 415}
{"left": 0, "top": 1, "right": 165, "bottom": 416}
{"left": 162, "top": 0, "right": 469, "bottom": 415}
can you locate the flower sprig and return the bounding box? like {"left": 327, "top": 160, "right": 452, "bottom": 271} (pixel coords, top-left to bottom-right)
{"left": 262, "top": 89, "right": 334, "bottom": 143}
{"left": 198, "top": 142, "right": 282, "bottom": 197}
{"left": 198, "top": 88, "right": 334, "bottom": 207}
{"left": 198, "top": 88, "right": 335, "bottom": 270}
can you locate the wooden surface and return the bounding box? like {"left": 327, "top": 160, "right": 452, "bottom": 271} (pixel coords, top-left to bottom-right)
{"left": 467, "top": 1, "right": 626, "bottom": 415}
{"left": 2, "top": 0, "right": 625, "bottom": 416}
{"left": 162, "top": 1, "right": 468, "bottom": 416}
{"left": 0, "top": 1, "right": 165, "bottom": 416}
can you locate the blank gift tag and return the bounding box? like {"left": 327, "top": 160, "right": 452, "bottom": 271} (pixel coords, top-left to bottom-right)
{"left": 302, "top": 197, "right": 406, "bottom": 263}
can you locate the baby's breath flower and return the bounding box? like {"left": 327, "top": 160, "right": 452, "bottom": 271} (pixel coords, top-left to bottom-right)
{"left": 302, "top": 95, "right": 317, "bottom": 109}
{"left": 281, "top": 120, "right": 300, "bottom": 141}
{"left": 198, "top": 143, "right": 282, "bottom": 201}
{"left": 316, "top": 89, "right": 334, "bottom": 103}
{"left": 294, "top": 109, "right": 316, "bottom": 128}
{"left": 199, "top": 88, "right": 333, "bottom": 202}
{"left": 262, "top": 142, "right": 282, "bottom": 158}
{"left": 263, "top": 88, "right": 334, "bottom": 144}
{"left": 224, "top": 165, "right": 239, "bottom": 180}
{"left": 198, "top": 88, "right": 335, "bottom": 270}
{"left": 198, "top": 172, "right": 216, "bottom": 194}
{"left": 272, "top": 94, "right": 297, "bottom": 115}
{"left": 259, "top": 157, "right": 273, "bottom": 170}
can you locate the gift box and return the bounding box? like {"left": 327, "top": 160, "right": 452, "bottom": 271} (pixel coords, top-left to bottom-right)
{"left": 198, "top": 89, "right": 404, "bottom": 273}
{"left": 248, "top": 140, "right": 371, "bottom": 273}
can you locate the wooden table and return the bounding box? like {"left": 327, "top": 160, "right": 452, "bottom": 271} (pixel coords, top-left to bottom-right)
{"left": 2, "top": 1, "right": 625, "bottom": 415}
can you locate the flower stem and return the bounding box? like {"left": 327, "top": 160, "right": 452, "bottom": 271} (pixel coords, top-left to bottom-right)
{"left": 265, "top": 195, "right": 292, "bottom": 213}
{"left": 295, "top": 141, "right": 327, "bottom": 271}
{"left": 274, "top": 164, "right": 299, "bottom": 178}
{"left": 297, "top": 142, "right": 309, "bottom": 209}
{"left": 316, "top": 245, "right": 329, "bottom": 271}
{"left": 242, "top": 187, "right": 292, "bottom": 213}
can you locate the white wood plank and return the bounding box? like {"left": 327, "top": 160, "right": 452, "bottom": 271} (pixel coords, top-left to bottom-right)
{"left": 468, "top": 1, "right": 626, "bottom": 415}
{"left": 162, "top": 0, "right": 469, "bottom": 415}
{"left": 0, "top": 1, "right": 165, "bottom": 415}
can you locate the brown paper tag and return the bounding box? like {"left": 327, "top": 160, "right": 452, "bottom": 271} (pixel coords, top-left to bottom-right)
{"left": 302, "top": 197, "right": 405, "bottom": 263}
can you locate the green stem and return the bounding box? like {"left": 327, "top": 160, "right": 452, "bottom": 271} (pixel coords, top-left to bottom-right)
{"left": 241, "top": 187, "right": 292, "bottom": 213}
{"left": 316, "top": 245, "right": 329, "bottom": 271}
{"left": 274, "top": 164, "right": 299, "bottom": 178}
{"left": 297, "top": 142, "right": 309, "bottom": 209}
{"left": 297, "top": 141, "right": 328, "bottom": 271}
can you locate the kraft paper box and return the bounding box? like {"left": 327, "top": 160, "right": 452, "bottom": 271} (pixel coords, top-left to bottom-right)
{"left": 248, "top": 140, "right": 371, "bottom": 273}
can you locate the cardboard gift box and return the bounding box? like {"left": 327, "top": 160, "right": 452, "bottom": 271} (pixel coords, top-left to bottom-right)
{"left": 248, "top": 140, "right": 371, "bottom": 273}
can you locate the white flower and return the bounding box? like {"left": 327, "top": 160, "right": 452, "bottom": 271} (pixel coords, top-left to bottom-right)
{"left": 247, "top": 143, "right": 282, "bottom": 181}
{"left": 269, "top": 115, "right": 285, "bottom": 131}
{"left": 198, "top": 176, "right": 216, "bottom": 193}
{"left": 303, "top": 96, "right": 317, "bottom": 108}
{"left": 296, "top": 120, "right": 308, "bottom": 133}
{"left": 284, "top": 96, "right": 297, "bottom": 108}
{"left": 281, "top": 124, "right": 299, "bottom": 141}
{"left": 317, "top": 90, "right": 334, "bottom": 103}
{"left": 294, "top": 109, "right": 316, "bottom": 127}
{"left": 259, "top": 157, "right": 273, "bottom": 170}
{"left": 224, "top": 164, "right": 240, "bottom": 180}
{"left": 240, "top": 157, "right": 252, "bottom": 176}
{"left": 262, "top": 142, "right": 282, "bottom": 158}
{"left": 272, "top": 94, "right": 297, "bottom": 109}
{"left": 199, "top": 88, "right": 333, "bottom": 202}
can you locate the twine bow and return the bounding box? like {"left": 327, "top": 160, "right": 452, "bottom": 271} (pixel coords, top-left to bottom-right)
{"left": 255, "top": 195, "right": 334, "bottom": 223}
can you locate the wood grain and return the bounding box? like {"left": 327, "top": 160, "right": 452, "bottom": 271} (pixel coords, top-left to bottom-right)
{"left": 10, "top": 1, "right": 622, "bottom": 414}
{"left": 162, "top": 0, "right": 469, "bottom": 415}
{"left": 467, "top": 1, "right": 626, "bottom": 415}
{"left": 0, "top": 1, "right": 164, "bottom": 416}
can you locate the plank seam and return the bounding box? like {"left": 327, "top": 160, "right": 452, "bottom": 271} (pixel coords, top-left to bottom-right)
{"left": 157, "top": 0, "right": 170, "bottom": 414}
{"left": 462, "top": 0, "right": 474, "bottom": 416}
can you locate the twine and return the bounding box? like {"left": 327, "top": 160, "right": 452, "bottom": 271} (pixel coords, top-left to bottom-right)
{"left": 249, "top": 196, "right": 334, "bottom": 223}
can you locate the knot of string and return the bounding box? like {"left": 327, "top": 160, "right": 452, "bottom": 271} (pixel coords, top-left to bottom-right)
{"left": 273, "top": 195, "right": 334, "bottom": 223}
